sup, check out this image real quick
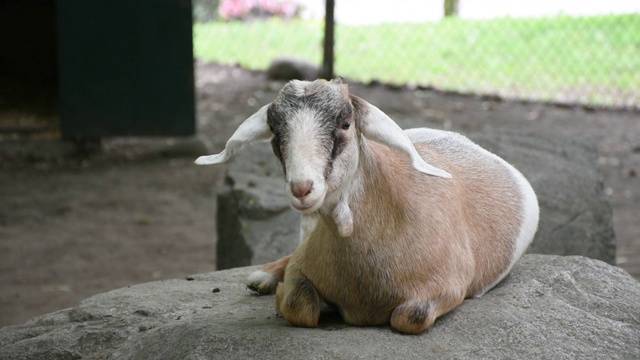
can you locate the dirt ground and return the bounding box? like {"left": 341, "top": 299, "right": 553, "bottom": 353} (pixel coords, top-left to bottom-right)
{"left": 1, "top": 62, "right": 638, "bottom": 327}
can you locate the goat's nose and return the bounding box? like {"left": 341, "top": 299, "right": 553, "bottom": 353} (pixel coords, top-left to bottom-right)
{"left": 290, "top": 180, "right": 313, "bottom": 200}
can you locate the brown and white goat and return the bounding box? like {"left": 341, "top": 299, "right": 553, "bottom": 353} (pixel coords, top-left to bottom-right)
{"left": 196, "top": 79, "right": 539, "bottom": 334}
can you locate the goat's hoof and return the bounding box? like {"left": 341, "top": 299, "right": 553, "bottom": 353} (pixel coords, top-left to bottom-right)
{"left": 246, "top": 270, "right": 278, "bottom": 295}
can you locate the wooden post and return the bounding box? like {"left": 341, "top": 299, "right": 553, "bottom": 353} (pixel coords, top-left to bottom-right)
{"left": 322, "top": 0, "right": 335, "bottom": 79}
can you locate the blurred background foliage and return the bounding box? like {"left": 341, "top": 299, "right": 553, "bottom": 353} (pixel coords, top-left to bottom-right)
{"left": 193, "top": 0, "right": 640, "bottom": 108}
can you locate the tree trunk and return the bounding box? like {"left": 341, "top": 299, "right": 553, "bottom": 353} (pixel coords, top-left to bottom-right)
{"left": 444, "top": 0, "right": 459, "bottom": 17}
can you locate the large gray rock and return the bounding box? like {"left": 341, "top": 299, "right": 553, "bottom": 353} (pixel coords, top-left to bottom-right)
{"left": 1, "top": 255, "right": 638, "bottom": 359}
{"left": 216, "top": 143, "right": 299, "bottom": 269}
{"left": 266, "top": 56, "right": 320, "bottom": 81}
{"left": 468, "top": 131, "right": 616, "bottom": 262}
{"left": 217, "top": 132, "right": 616, "bottom": 269}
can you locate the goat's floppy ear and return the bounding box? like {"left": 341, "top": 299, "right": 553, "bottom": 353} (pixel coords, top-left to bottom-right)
{"left": 195, "top": 104, "right": 271, "bottom": 165}
{"left": 359, "top": 102, "right": 452, "bottom": 179}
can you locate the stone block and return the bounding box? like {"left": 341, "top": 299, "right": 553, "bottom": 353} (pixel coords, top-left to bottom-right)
{"left": 1, "top": 255, "right": 638, "bottom": 359}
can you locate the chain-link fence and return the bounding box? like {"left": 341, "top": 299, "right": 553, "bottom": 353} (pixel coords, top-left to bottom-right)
{"left": 193, "top": 0, "right": 640, "bottom": 109}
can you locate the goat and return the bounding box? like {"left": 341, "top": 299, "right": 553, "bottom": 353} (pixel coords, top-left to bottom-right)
{"left": 196, "top": 79, "right": 539, "bottom": 334}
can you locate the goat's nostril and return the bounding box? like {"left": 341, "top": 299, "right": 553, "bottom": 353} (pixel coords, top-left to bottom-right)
{"left": 291, "top": 180, "right": 313, "bottom": 199}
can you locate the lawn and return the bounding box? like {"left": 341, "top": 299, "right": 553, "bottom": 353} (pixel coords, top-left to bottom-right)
{"left": 194, "top": 14, "right": 640, "bottom": 107}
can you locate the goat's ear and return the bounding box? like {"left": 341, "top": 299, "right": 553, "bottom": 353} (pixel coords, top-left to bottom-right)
{"left": 195, "top": 104, "right": 271, "bottom": 165}
{"left": 359, "top": 101, "right": 452, "bottom": 179}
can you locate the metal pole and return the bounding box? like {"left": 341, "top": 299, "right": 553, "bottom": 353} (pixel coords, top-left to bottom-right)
{"left": 322, "top": 0, "right": 335, "bottom": 79}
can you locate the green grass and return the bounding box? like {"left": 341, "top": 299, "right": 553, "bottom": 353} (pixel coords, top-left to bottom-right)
{"left": 194, "top": 19, "right": 324, "bottom": 67}
{"left": 194, "top": 14, "right": 640, "bottom": 107}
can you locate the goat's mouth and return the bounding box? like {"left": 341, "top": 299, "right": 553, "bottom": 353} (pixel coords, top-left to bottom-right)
{"left": 287, "top": 178, "right": 326, "bottom": 214}
{"left": 291, "top": 198, "right": 324, "bottom": 214}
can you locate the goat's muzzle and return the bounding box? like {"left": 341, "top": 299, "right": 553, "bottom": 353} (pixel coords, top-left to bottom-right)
{"left": 291, "top": 180, "right": 314, "bottom": 200}
{"left": 288, "top": 179, "right": 324, "bottom": 214}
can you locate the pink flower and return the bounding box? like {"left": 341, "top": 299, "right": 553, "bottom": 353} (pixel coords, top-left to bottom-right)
{"left": 219, "top": 0, "right": 297, "bottom": 20}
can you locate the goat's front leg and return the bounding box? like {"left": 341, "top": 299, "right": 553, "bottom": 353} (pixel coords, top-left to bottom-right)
{"left": 246, "top": 255, "right": 291, "bottom": 295}
{"left": 248, "top": 213, "right": 316, "bottom": 294}
{"left": 276, "top": 264, "right": 321, "bottom": 328}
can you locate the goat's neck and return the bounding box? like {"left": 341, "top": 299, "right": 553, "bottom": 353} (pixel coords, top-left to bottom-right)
{"left": 318, "top": 138, "right": 402, "bottom": 233}
{"left": 361, "top": 138, "right": 409, "bottom": 208}
{"left": 320, "top": 137, "right": 375, "bottom": 210}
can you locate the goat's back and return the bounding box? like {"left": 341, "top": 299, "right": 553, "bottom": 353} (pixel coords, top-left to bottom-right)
{"left": 407, "top": 128, "right": 538, "bottom": 295}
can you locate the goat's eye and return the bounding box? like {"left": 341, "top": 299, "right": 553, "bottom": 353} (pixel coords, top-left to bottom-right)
{"left": 341, "top": 121, "right": 351, "bottom": 130}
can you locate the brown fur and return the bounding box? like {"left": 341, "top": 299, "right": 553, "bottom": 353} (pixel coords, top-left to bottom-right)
{"left": 200, "top": 79, "right": 534, "bottom": 334}
{"left": 251, "top": 80, "right": 528, "bottom": 334}
{"left": 272, "top": 139, "right": 524, "bottom": 334}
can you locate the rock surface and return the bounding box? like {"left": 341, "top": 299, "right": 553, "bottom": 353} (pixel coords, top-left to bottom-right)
{"left": 266, "top": 56, "right": 321, "bottom": 81}
{"left": 216, "top": 143, "right": 299, "bottom": 269}
{"left": 216, "top": 131, "right": 616, "bottom": 269}
{"left": 1, "top": 255, "right": 638, "bottom": 359}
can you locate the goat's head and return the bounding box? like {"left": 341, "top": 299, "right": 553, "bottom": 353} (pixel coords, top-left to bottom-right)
{"left": 195, "top": 79, "right": 451, "bottom": 214}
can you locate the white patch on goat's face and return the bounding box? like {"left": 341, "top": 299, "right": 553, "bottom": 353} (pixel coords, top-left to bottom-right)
{"left": 267, "top": 79, "right": 362, "bottom": 215}
{"left": 283, "top": 107, "right": 330, "bottom": 213}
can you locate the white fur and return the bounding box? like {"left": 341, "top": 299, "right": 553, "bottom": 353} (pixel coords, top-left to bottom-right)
{"left": 300, "top": 213, "right": 319, "bottom": 241}
{"left": 363, "top": 106, "right": 452, "bottom": 179}
{"left": 285, "top": 107, "right": 328, "bottom": 213}
{"left": 246, "top": 270, "right": 277, "bottom": 291}
{"left": 474, "top": 164, "right": 539, "bottom": 296}
{"left": 332, "top": 197, "right": 354, "bottom": 237}
{"left": 483, "top": 164, "right": 540, "bottom": 292}
{"left": 404, "top": 127, "right": 453, "bottom": 144}
{"left": 195, "top": 105, "right": 271, "bottom": 165}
